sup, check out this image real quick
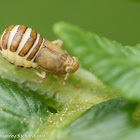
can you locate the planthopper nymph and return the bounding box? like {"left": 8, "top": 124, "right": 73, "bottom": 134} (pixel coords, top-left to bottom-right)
{"left": 0, "top": 25, "right": 79, "bottom": 92}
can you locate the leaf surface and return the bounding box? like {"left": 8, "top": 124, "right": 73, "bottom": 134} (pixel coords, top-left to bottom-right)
{"left": 54, "top": 22, "right": 140, "bottom": 101}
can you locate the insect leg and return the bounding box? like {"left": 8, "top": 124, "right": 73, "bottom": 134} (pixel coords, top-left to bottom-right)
{"left": 27, "top": 70, "right": 48, "bottom": 83}
{"left": 52, "top": 39, "right": 63, "bottom": 47}
{"left": 53, "top": 75, "right": 66, "bottom": 97}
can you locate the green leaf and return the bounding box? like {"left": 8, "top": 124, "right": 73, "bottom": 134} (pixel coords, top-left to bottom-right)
{"left": 53, "top": 22, "right": 140, "bottom": 101}
{"left": 0, "top": 53, "right": 117, "bottom": 139}
{"left": 0, "top": 78, "right": 49, "bottom": 139}
{"left": 1, "top": 22, "right": 139, "bottom": 140}
{"left": 50, "top": 98, "right": 139, "bottom": 140}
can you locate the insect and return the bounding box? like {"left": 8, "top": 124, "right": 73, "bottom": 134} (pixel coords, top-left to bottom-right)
{"left": 0, "top": 25, "right": 79, "bottom": 92}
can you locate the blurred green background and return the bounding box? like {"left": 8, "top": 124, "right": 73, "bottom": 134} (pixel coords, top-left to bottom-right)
{"left": 0, "top": 0, "right": 140, "bottom": 46}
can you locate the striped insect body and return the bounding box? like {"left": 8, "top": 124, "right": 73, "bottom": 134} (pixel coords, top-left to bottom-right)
{"left": 0, "top": 25, "right": 45, "bottom": 68}
{"left": 0, "top": 25, "right": 79, "bottom": 92}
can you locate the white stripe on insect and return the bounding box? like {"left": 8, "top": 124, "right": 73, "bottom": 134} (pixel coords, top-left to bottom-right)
{"left": 32, "top": 37, "right": 45, "bottom": 61}
{"left": 7, "top": 25, "right": 20, "bottom": 63}
{"left": 0, "top": 29, "right": 6, "bottom": 49}
{"left": 0, "top": 30, "right": 7, "bottom": 58}
{"left": 31, "top": 38, "right": 45, "bottom": 68}
{"left": 25, "top": 33, "right": 40, "bottom": 59}
{"left": 7, "top": 25, "right": 19, "bottom": 50}
{"left": 23, "top": 33, "right": 40, "bottom": 67}
{"left": 14, "top": 28, "right": 32, "bottom": 66}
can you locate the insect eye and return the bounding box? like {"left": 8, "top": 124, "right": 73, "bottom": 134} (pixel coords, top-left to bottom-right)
{"left": 65, "top": 66, "right": 75, "bottom": 73}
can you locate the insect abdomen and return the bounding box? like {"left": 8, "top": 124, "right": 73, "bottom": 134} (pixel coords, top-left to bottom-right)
{"left": 0, "top": 25, "right": 45, "bottom": 68}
